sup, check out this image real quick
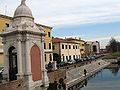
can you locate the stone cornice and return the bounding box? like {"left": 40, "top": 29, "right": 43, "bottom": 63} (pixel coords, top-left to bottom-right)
{"left": 0, "top": 30, "right": 46, "bottom": 37}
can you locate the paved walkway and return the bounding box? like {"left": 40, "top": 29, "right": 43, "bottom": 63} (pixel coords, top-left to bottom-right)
{"left": 66, "top": 59, "right": 110, "bottom": 88}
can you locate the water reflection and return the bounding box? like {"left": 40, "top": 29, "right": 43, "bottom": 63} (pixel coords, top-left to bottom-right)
{"left": 109, "top": 65, "right": 120, "bottom": 76}
{"left": 68, "top": 64, "right": 120, "bottom": 90}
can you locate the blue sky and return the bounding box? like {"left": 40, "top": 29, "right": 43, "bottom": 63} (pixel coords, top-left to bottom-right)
{"left": 0, "top": 0, "right": 120, "bottom": 48}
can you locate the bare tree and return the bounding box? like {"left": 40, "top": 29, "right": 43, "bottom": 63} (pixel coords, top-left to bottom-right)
{"left": 107, "top": 38, "right": 120, "bottom": 53}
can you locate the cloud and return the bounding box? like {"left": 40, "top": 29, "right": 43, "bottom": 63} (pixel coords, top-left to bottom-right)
{"left": 0, "top": 0, "right": 120, "bottom": 26}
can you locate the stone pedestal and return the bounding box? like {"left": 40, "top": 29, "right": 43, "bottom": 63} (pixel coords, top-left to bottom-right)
{"left": 52, "top": 61, "right": 57, "bottom": 70}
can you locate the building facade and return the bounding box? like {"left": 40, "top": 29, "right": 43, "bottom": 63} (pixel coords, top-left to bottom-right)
{"left": 66, "top": 38, "right": 85, "bottom": 57}
{"left": 52, "top": 38, "right": 81, "bottom": 62}
{"left": 0, "top": 15, "right": 12, "bottom": 65}
{"left": 36, "top": 24, "right": 53, "bottom": 65}
{"left": 85, "top": 41, "right": 100, "bottom": 56}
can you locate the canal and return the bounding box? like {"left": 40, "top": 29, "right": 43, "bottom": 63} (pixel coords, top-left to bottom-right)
{"left": 69, "top": 64, "right": 120, "bottom": 90}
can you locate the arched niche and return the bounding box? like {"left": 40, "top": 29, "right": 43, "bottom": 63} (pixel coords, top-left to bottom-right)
{"left": 30, "top": 45, "right": 42, "bottom": 81}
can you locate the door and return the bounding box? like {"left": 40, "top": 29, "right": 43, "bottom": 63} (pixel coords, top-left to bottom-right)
{"left": 9, "top": 46, "right": 18, "bottom": 81}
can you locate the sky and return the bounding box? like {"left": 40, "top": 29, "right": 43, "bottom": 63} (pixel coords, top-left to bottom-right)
{"left": 0, "top": 0, "right": 120, "bottom": 48}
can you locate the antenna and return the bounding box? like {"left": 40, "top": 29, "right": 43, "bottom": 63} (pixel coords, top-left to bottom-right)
{"left": 5, "top": 5, "right": 7, "bottom": 15}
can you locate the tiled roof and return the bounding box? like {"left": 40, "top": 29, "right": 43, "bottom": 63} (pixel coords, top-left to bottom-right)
{"left": 52, "top": 38, "right": 79, "bottom": 44}
{"left": 66, "top": 38, "right": 85, "bottom": 42}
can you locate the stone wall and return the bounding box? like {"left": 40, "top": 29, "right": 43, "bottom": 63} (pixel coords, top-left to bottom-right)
{"left": 0, "top": 79, "right": 24, "bottom": 90}
{"left": 48, "top": 70, "right": 66, "bottom": 83}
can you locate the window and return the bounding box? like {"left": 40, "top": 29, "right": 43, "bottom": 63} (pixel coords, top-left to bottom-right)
{"left": 93, "top": 45, "right": 97, "bottom": 52}
{"left": 69, "top": 56, "right": 71, "bottom": 60}
{"left": 82, "top": 44, "right": 84, "bottom": 46}
{"left": 62, "top": 44, "right": 64, "bottom": 49}
{"left": 44, "top": 54, "right": 47, "bottom": 62}
{"left": 81, "top": 49, "right": 84, "bottom": 51}
{"left": 53, "top": 45, "right": 55, "bottom": 50}
{"left": 73, "top": 55, "right": 75, "bottom": 59}
{"left": 63, "top": 56, "right": 65, "bottom": 61}
{"left": 50, "top": 54, "right": 52, "bottom": 61}
{"left": 6, "top": 23, "right": 9, "bottom": 27}
{"left": 65, "top": 45, "right": 67, "bottom": 49}
{"left": 73, "top": 45, "right": 75, "bottom": 49}
{"left": 76, "top": 55, "right": 78, "bottom": 59}
{"left": 48, "top": 32, "right": 51, "bottom": 37}
{"left": 49, "top": 43, "right": 51, "bottom": 49}
{"left": 44, "top": 43, "right": 46, "bottom": 49}
{"left": 76, "top": 45, "right": 77, "bottom": 49}
{"left": 69, "top": 45, "right": 71, "bottom": 49}
{"left": 66, "top": 56, "right": 68, "bottom": 60}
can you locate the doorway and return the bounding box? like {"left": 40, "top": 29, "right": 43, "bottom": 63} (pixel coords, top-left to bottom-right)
{"left": 9, "top": 46, "right": 18, "bottom": 81}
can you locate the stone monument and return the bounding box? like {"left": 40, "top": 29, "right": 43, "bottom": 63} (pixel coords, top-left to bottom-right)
{"left": 0, "top": 0, "right": 49, "bottom": 90}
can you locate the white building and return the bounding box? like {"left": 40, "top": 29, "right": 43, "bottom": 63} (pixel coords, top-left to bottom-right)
{"left": 85, "top": 41, "right": 100, "bottom": 55}
{"left": 52, "top": 38, "right": 81, "bottom": 62}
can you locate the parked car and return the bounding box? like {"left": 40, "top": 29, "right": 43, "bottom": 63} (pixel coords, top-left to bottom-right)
{"left": 82, "top": 57, "right": 87, "bottom": 61}
{"left": 90, "top": 56, "right": 95, "bottom": 60}
{"left": 0, "top": 66, "right": 4, "bottom": 73}
{"left": 75, "top": 58, "right": 83, "bottom": 63}
{"left": 57, "top": 61, "right": 67, "bottom": 67}
{"left": 83, "top": 56, "right": 91, "bottom": 61}
{"left": 67, "top": 59, "right": 75, "bottom": 65}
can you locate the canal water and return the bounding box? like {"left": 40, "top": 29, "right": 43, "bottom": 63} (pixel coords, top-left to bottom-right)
{"left": 79, "top": 64, "right": 120, "bottom": 90}
{"left": 68, "top": 65, "right": 120, "bottom": 90}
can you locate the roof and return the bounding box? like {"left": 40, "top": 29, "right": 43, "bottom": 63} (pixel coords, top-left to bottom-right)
{"left": 36, "top": 23, "right": 52, "bottom": 29}
{"left": 52, "top": 38, "right": 79, "bottom": 44}
{"left": 14, "top": 0, "right": 33, "bottom": 19}
{"left": 0, "top": 14, "right": 13, "bottom": 20}
{"left": 66, "top": 38, "right": 85, "bottom": 42}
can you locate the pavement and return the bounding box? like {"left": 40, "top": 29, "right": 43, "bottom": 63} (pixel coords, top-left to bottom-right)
{"left": 66, "top": 59, "right": 110, "bottom": 88}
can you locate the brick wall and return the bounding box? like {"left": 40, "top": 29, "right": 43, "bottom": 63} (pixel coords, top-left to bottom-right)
{"left": 0, "top": 79, "right": 24, "bottom": 90}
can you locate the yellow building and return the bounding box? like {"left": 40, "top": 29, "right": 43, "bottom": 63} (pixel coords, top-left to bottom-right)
{"left": 0, "top": 14, "right": 12, "bottom": 65}
{"left": 0, "top": 14, "right": 53, "bottom": 65}
{"left": 79, "top": 40, "right": 85, "bottom": 57}
{"left": 37, "top": 24, "right": 53, "bottom": 65}
{"left": 66, "top": 38, "right": 85, "bottom": 57}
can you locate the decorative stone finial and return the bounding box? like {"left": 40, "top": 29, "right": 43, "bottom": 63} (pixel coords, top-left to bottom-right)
{"left": 21, "top": 0, "right": 26, "bottom": 5}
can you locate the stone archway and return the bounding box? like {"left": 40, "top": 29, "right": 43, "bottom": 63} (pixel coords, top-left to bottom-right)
{"left": 8, "top": 46, "right": 18, "bottom": 81}
{"left": 53, "top": 53, "right": 61, "bottom": 63}
{"left": 30, "top": 45, "right": 42, "bottom": 81}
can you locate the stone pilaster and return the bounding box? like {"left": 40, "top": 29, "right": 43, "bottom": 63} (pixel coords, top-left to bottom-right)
{"left": 16, "top": 38, "right": 23, "bottom": 79}
{"left": 2, "top": 43, "right": 9, "bottom": 81}
{"left": 41, "top": 36, "right": 49, "bottom": 89}
{"left": 25, "top": 38, "right": 32, "bottom": 82}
